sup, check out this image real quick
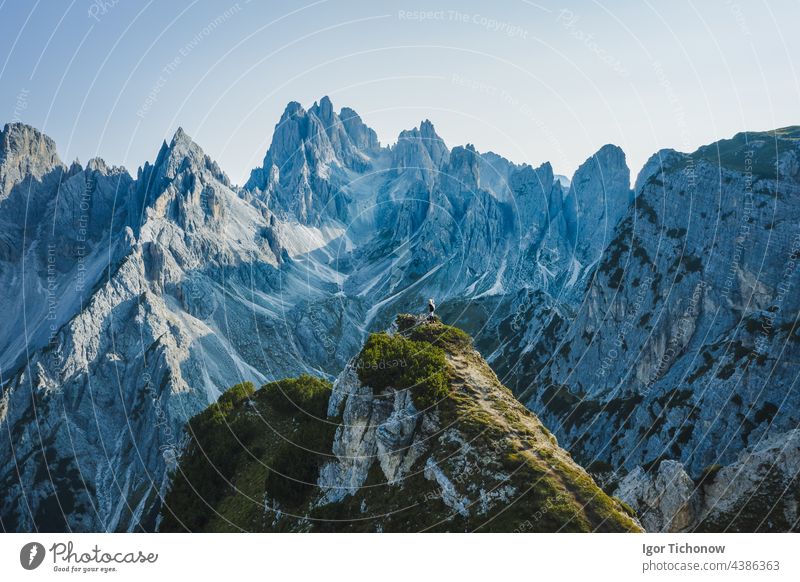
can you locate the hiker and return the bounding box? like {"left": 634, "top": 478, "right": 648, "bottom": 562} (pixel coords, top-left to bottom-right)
{"left": 428, "top": 298, "right": 436, "bottom": 320}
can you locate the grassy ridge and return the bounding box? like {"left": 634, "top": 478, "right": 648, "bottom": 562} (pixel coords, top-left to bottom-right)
{"left": 160, "top": 316, "right": 642, "bottom": 532}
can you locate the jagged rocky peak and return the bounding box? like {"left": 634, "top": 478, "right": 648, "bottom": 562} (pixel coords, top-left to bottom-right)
{"left": 418, "top": 118, "right": 447, "bottom": 156}
{"left": 85, "top": 157, "right": 110, "bottom": 174}
{"left": 248, "top": 96, "right": 379, "bottom": 187}
{"left": 444, "top": 143, "right": 481, "bottom": 191}
{"left": 0, "top": 122, "right": 64, "bottom": 199}
{"left": 510, "top": 160, "right": 555, "bottom": 192}
{"left": 0, "top": 122, "right": 60, "bottom": 165}
{"left": 160, "top": 315, "right": 643, "bottom": 532}
{"left": 144, "top": 127, "right": 229, "bottom": 191}
{"left": 154, "top": 127, "right": 229, "bottom": 185}
{"left": 0, "top": 125, "right": 137, "bottom": 267}
{"left": 475, "top": 151, "right": 518, "bottom": 199}
{"left": 244, "top": 97, "right": 382, "bottom": 224}
{"left": 308, "top": 96, "right": 380, "bottom": 168}
{"left": 132, "top": 126, "right": 236, "bottom": 235}
{"left": 0, "top": 121, "right": 137, "bottom": 265}
{"left": 78, "top": 156, "right": 130, "bottom": 180}
{"left": 564, "top": 143, "right": 633, "bottom": 261}
{"left": 57, "top": 155, "right": 134, "bottom": 219}
{"left": 507, "top": 161, "right": 562, "bottom": 234}
{"left": 310, "top": 94, "right": 334, "bottom": 119}
{"left": 339, "top": 105, "right": 380, "bottom": 152}
{"left": 391, "top": 119, "right": 449, "bottom": 184}
{"left": 568, "top": 143, "right": 631, "bottom": 212}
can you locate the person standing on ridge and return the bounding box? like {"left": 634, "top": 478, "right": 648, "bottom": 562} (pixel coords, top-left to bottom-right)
{"left": 428, "top": 298, "right": 436, "bottom": 320}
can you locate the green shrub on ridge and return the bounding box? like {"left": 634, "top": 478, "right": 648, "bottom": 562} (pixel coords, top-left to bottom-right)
{"left": 160, "top": 376, "right": 334, "bottom": 531}
{"left": 356, "top": 331, "right": 450, "bottom": 409}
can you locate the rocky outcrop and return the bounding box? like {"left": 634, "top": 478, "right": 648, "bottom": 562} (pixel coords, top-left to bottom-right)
{"left": 311, "top": 317, "right": 641, "bottom": 532}
{"left": 318, "top": 365, "right": 435, "bottom": 502}
{"left": 615, "top": 460, "right": 700, "bottom": 532}
{"left": 0, "top": 132, "right": 135, "bottom": 379}
{"left": 616, "top": 429, "right": 800, "bottom": 532}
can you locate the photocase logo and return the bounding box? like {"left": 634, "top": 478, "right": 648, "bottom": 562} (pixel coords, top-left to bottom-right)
{"left": 20, "top": 542, "right": 46, "bottom": 570}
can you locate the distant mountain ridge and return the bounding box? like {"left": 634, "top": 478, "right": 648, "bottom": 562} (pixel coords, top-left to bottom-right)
{"left": 0, "top": 102, "right": 798, "bottom": 532}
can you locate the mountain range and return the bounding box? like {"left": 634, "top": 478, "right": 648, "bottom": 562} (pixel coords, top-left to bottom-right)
{"left": 0, "top": 97, "right": 798, "bottom": 532}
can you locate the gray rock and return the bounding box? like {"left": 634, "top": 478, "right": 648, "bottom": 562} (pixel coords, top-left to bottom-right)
{"left": 616, "top": 429, "right": 800, "bottom": 532}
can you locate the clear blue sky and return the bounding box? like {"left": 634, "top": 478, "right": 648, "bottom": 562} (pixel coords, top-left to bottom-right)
{"left": 2, "top": 0, "right": 799, "bottom": 184}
